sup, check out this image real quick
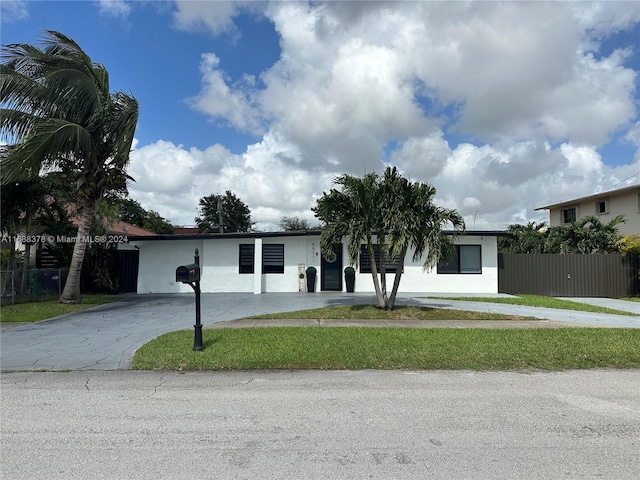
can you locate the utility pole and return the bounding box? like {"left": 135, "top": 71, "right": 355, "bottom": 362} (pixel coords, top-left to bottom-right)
{"left": 217, "top": 196, "right": 224, "bottom": 234}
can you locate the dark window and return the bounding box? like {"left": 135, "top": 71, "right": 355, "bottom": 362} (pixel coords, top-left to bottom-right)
{"left": 562, "top": 207, "right": 576, "bottom": 224}
{"left": 239, "top": 244, "right": 254, "bottom": 274}
{"left": 360, "top": 244, "right": 400, "bottom": 274}
{"left": 437, "top": 245, "right": 482, "bottom": 274}
{"left": 263, "top": 244, "right": 284, "bottom": 274}
{"left": 595, "top": 200, "right": 607, "bottom": 214}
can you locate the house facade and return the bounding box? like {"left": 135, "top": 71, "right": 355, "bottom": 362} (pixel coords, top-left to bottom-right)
{"left": 535, "top": 184, "right": 640, "bottom": 235}
{"left": 129, "top": 230, "right": 504, "bottom": 295}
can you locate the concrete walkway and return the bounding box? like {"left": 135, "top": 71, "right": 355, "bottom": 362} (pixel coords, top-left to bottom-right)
{"left": 1, "top": 293, "right": 639, "bottom": 371}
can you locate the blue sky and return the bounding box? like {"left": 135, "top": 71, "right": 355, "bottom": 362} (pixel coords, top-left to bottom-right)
{"left": 2, "top": 1, "right": 640, "bottom": 230}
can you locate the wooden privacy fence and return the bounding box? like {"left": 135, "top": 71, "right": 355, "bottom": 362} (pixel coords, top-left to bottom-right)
{"left": 498, "top": 253, "right": 640, "bottom": 298}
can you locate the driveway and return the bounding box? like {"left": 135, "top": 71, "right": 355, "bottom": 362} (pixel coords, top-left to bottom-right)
{"left": 1, "top": 293, "right": 638, "bottom": 371}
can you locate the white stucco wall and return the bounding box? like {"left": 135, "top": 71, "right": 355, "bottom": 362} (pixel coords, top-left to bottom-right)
{"left": 131, "top": 234, "right": 499, "bottom": 294}
{"left": 349, "top": 235, "right": 498, "bottom": 294}
{"left": 548, "top": 189, "right": 640, "bottom": 235}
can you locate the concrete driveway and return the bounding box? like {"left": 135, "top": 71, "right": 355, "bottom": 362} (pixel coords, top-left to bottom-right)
{"left": 1, "top": 293, "right": 638, "bottom": 371}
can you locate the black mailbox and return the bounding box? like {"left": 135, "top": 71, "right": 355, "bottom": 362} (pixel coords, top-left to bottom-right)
{"left": 176, "top": 263, "right": 200, "bottom": 283}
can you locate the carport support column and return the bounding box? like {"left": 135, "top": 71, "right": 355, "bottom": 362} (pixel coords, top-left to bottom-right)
{"left": 254, "top": 237, "right": 262, "bottom": 294}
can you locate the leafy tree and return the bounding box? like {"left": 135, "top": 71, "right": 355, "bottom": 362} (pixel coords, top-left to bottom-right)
{"left": 103, "top": 193, "right": 174, "bottom": 234}
{"left": 143, "top": 210, "right": 174, "bottom": 234}
{"left": 0, "top": 31, "right": 139, "bottom": 303}
{"left": 498, "top": 222, "right": 548, "bottom": 254}
{"left": 546, "top": 215, "right": 624, "bottom": 254}
{"left": 195, "top": 191, "right": 253, "bottom": 233}
{"left": 279, "top": 216, "right": 317, "bottom": 231}
{"left": 313, "top": 166, "right": 464, "bottom": 310}
{"left": 500, "top": 216, "right": 625, "bottom": 254}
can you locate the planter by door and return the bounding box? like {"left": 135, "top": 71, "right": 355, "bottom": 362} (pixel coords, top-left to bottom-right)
{"left": 306, "top": 267, "right": 317, "bottom": 293}
{"left": 344, "top": 267, "right": 355, "bottom": 292}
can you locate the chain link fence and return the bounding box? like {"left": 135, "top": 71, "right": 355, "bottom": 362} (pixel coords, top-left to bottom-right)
{"left": 1, "top": 268, "right": 69, "bottom": 305}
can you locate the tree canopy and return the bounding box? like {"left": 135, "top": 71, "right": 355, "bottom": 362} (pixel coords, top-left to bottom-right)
{"left": 1, "top": 30, "right": 139, "bottom": 303}
{"left": 313, "top": 166, "right": 464, "bottom": 310}
{"left": 104, "top": 193, "right": 174, "bottom": 234}
{"left": 279, "top": 216, "right": 317, "bottom": 231}
{"left": 499, "top": 215, "right": 625, "bottom": 254}
{"left": 195, "top": 191, "right": 254, "bottom": 233}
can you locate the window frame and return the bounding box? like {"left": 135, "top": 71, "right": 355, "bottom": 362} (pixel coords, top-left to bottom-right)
{"left": 238, "top": 244, "right": 255, "bottom": 274}
{"left": 437, "top": 245, "right": 482, "bottom": 274}
{"left": 359, "top": 244, "right": 401, "bottom": 274}
{"left": 262, "top": 244, "right": 285, "bottom": 274}
{"left": 561, "top": 207, "right": 577, "bottom": 224}
{"left": 595, "top": 199, "right": 608, "bottom": 215}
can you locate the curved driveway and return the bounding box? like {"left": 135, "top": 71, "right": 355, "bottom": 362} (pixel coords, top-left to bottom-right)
{"left": 1, "top": 293, "right": 638, "bottom": 371}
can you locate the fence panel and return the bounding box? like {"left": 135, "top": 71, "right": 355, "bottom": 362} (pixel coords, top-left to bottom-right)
{"left": 498, "top": 253, "right": 639, "bottom": 298}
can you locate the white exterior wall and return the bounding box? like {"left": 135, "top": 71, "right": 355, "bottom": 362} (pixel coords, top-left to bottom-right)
{"left": 132, "top": 234, "right": 499, "bottom": 294}
{"left": 349, "top": 235, "right": 498, "bottom": 294}
{"left": 136, "top": 239, "right": 204, "bottom": 294}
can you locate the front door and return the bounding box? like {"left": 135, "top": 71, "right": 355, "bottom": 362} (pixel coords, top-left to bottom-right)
{"left": 321, "top": 246, "right": 343, "bottom": 291}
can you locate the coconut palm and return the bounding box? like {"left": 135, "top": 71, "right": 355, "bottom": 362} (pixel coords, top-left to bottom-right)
{"left": 1, "top": 30, "right": 139, "bottom": 303}
{"left": 313, "top": 166, "right": 465, "bottom": 310}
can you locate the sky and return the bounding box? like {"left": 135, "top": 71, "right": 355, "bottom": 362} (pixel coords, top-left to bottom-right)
{"left": 2, "top": 0, "right": 640, "bottom": 231}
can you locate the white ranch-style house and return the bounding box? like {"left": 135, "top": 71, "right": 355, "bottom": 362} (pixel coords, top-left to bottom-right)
{"left": 128, "top": 230, "right": 505, "bottom": 295}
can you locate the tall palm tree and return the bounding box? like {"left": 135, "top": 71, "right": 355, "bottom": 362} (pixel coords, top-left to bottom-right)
{"left": 313, "top": 166, "right": 464, "bottom": 310}
{"left": 1, "top": 30, "right": 139, "bottom": 303}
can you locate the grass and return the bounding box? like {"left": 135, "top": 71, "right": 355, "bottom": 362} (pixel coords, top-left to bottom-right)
{"left": 0, "top": 295, "right": 122, "bottom": 323}
{"left": 250, "top": 304, "right": 538, "bottom": 321}
{"left": 132, "top": 327, "right": 640, "bottom": 371}
{"left": 622, "top": 297, "right": 640, "bottom": 303}
{"left": 425, "top": 294, "right": 639, "bottom": 316}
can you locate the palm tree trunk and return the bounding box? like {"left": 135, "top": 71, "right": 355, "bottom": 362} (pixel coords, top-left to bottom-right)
{"left": 20, "top": 242, "right": 32, "bottom": 294}
{"left": 388, "top": 245, "right": 408, "bottom": 310}
{"left": 20, "top": 215, "right": 32, "bottom": 294}
{"left": 60, "top": 205, "right": 94, "bottom": 304}
{"left": 2, "top": 238, "right": 17, "bottom": 297}
{"left": 367, "top": 241, "right": 386, "bottom": 309}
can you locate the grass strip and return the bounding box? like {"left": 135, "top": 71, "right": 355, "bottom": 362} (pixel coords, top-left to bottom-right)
{"left": 0, "top": 295, "right": 122, "bottom": 323}
{"left": 250, "top": 305, "right": 537, "bottom": 321}
{"left": 132, "top": 327, "right": 640, "bottom": 371}
{"left": 426, "top": 294, "right": 639, "bottom": 316}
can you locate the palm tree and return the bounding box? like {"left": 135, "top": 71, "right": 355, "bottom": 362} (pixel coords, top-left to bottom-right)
{"left": 1, "top": 30, "right": 139, "bottom": 303}
{"left": 313, "top": 166, "right": 464, "bottom": 310}
{"left": 380, "top": 167, "right": 465, "bottom": 309}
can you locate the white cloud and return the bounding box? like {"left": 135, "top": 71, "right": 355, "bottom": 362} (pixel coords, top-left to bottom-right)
{"left": 131, "top": 1, "right": 640, "bottom": 231}
{"left": 0, "top": 0, "right": 28, "bottom": 23}
{"left": 96, "top": 0, "right": 131, "bottom": 20}
{"left": 171, "top": 0, "right": 264, "bottom": 37}
{"left": 187, "top": 53, "right": 264, "bottom": 134}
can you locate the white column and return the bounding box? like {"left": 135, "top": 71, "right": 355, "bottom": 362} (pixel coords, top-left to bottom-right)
{"left": 253, "top": 237, "right": 262, "bottom": 294}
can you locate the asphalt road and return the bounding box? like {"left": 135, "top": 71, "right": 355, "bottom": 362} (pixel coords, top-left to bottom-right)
{"left": 1, "top": 369, "right": 639, "bottom": 480}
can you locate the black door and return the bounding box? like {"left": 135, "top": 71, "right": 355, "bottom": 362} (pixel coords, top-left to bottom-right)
{"left": 117, "top": 249, "right": 139, "bottom": 293}
{"left": 321, "top": 247, "right": 342, "bottom": 291}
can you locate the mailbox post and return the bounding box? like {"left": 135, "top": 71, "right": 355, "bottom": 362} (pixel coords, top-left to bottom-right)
{"left": 175, "top": 248, "right": 204, "bottom": 351}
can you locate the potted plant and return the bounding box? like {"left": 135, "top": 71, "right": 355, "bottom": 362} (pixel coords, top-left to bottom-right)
{"left": 344, "top": 266, "right": 355, "bottom": 292}
{"left": 305, "top": 266, "right": 317, "bottom": 293}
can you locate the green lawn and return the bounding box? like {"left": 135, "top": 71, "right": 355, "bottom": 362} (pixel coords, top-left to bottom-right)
{"left": 0, "top": 295, "right": 122, "bottom": 323}
{"left": 425, "top": 294, "right": 639, "bottom": 316}
{"left": 133, "top": 327, "right": 640, "bottom": 371}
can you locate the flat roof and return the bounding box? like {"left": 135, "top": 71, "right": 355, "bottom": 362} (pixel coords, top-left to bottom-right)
{"left": 535, "top": 183, "right": 640, "bottom": 211}
{"left": 128, "top": 229, "right": 510, "bottom": 241}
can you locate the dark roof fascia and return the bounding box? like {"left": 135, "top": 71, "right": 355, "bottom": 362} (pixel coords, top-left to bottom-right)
{"left": 129, "top": 229, "right": 509, "bottom": 241}
{"left": 128, "top": 230, "right": 323, "bottom": 241}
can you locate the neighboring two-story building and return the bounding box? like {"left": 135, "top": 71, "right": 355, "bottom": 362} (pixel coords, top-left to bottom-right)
{"left": 535, "top": 183, "right": 640, "bottom": 235}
